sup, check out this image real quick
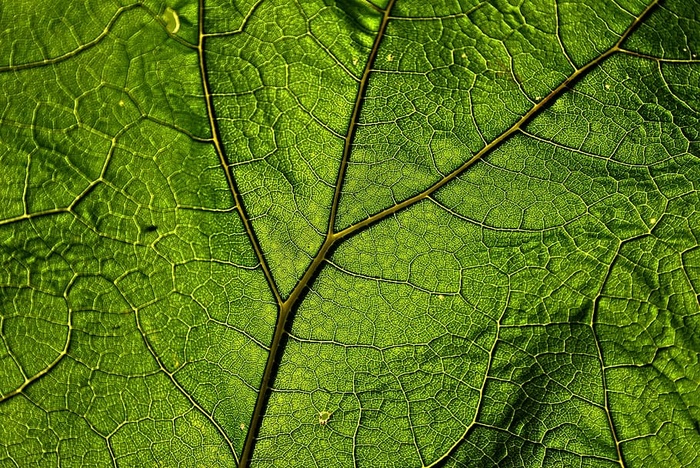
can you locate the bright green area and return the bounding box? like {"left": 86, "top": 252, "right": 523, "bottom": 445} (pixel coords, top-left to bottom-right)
{"left": 0, "top": 0, "right": 699, "bottom": 467}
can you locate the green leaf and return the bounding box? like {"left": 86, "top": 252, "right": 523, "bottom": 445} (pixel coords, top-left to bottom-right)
{"left": 1, "top": 0, "right": 698, "bottom": 466}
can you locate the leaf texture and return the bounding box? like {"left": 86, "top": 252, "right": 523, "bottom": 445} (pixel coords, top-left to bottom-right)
{"left": 0, "top": 0, "right": 699, "bottom": 467}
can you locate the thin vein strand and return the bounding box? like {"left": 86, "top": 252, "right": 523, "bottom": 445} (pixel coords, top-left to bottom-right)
{"left": 197, "top": 0, "right": 282, "bottom": 307}
{"left": 327, "top": 0, "right": 398, "bottom": 235}
{"left": 0, "top": 5, "right": 139, "bottom": 74}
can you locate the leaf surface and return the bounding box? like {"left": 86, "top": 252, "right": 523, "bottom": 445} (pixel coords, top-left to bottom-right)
{"left": 0, "top": 0, "right": 699, "bottom": 467}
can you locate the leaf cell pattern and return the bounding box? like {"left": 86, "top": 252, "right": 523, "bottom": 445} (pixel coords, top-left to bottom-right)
{"left": 0, "top": 0, "right": 698, "bottom": 467}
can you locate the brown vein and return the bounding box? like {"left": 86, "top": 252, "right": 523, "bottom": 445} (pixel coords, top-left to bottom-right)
{"left": 239, "top": 0, "right": 397, "bottom": 465}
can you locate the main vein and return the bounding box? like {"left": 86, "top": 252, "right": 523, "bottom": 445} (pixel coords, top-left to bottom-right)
{"left": 239, "top": 1, "right": 397, "bottom": 465}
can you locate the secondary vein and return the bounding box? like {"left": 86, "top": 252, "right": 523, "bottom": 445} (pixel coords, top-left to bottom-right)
{"left": 334, "top": 0, "right": 661, "bottom": 242}
{"left": 197, "top": 0, "right": 283, "bottom": 307}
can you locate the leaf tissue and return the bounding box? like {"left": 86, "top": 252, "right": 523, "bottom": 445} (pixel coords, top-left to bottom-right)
{"left": 0, "top": 0, "right": 698, "bottom": 466}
